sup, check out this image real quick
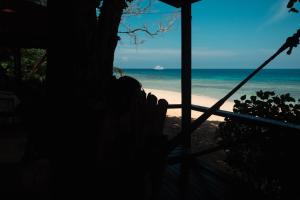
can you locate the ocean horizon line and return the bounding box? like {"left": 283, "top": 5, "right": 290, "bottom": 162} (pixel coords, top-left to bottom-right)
{"left": 122, "top": 68, "right": 300, "bottom": 100}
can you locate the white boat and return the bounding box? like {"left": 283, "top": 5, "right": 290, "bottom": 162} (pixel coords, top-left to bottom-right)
{"left": 153, "top": 65, "right": 164, "bottom": 70}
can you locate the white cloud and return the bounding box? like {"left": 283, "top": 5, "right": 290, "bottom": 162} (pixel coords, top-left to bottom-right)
{"left": 118, "top": 48, "right": 179, "bottom": 55}
{"left": 260, "top": 0, "right": 289, "bottom": 28}
{"left": 116, "top": 48, "right": 238, "bottom": 58}
{"left": 193, "top": 49, "right": 238, "bottom": 57}
{"left": 121, "top": 56, "right": 129, "bottom": 61}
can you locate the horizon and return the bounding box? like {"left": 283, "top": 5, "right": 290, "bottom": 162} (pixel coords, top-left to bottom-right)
{"left": 114, "top": 0, "right": 300, "bottom": 69}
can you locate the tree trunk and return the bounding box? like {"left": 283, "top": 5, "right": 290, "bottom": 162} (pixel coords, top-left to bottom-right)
{"left": 46, "top": 0, "right": 127, "bottom": 199}
{"left": 46, "top": 1, "right": 99, "bottom": 199}
{"left": 92, "top": 0, "right": 127, "bottom": 97}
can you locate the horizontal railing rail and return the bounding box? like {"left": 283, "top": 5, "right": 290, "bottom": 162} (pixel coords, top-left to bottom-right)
{"left": 167, "top": 103, "right": 300, "bottom": 163}
{"left": 168, "top": 104, "right": 300, "bottom": 131}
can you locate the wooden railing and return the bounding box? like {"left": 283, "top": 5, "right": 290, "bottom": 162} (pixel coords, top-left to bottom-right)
{"left": 168, "top": 104, "right": 300, "bottom": 131}
{"left": 166, "top": 103, "right": 300, "bottom": 163}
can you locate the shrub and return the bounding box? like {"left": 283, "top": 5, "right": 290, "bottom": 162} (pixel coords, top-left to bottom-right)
{"left": 217, "top": 90, "right": 300, "bottom": 199}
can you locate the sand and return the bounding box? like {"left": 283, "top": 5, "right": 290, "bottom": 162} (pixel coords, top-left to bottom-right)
{"left": 144, "top": 88, "right": 234, "bottom": 121}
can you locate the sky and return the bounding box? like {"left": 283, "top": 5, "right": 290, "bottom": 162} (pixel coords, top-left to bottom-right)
{"left": 114, "top": 0, "right": 300, "bottom": 69}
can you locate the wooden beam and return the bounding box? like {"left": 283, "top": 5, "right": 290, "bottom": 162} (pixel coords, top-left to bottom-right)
{"left": 13, "top": 48, "right": 21, "bottom": 84}
{"left": 168, "top": 104, "right": 300, "bottom": 131}
{"left": 0, "top": 33, "right": 47, "bottom": 48}
{"left": 159, "top": 0, "right": 201, "bottom": 8}
{"left": 181, "top": 0, "right": 192, "bottom": 149}
{"left": 180, "top": 1, "right": 192, "bottom": 199}
{"left": 159, "top": 0, "right": 181, "bottom": 8}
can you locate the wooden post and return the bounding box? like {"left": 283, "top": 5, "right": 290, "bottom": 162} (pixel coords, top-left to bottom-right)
{"left": 181, "top": 0, "right": 192, "bottom": 148}
{"left": 180, "top": 1, "right": 192, "bottom": 199}
{"left": 13, "top": 48, "right": 22, "bottom": 85}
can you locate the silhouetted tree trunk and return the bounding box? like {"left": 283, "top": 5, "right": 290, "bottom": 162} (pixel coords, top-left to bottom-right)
{"left": 87, "top": 0, "right": 128, "bottom": 97}
{"left": 46, "top": 0, "right": 128, "bottom": 199}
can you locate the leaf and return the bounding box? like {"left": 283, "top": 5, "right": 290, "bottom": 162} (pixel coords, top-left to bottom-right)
{"left": 267, "top": 99, "right": 273, "bottom": 104}
{"left": 245, "top": 100, "right": 251, "bottom": 104}
{"left": 289, "top": 8, "right": 299, "bottom": 13}
{"left": 256, "top": 90, "right": 263, "bottom": 98}
{"left": 241, "top": 95, "right": 246, "bottom": 101}
{"left": 294, "top": 104, "right": 300, "bottom": 109}
{"left": 250, "top": 96, "right": 257, "bottom": 102}
{"left": 261, "top": 92, "right": 269, "bottom": 100}
{"left": 273, "top": 96, "right": 281, "bottom": 104}
{"left": 287, "top": 0, "right": 297, "bottom": 8}
{"left": 234, "top": 100, "right": 241, "bottom": 105}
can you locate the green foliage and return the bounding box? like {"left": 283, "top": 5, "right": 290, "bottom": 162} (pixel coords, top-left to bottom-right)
{"left": 287, "top": 0, "right": 300, "bottom": 13}
{"left": 0, "top": 49, "right": 14, "bottom": 77}
{"left": 0, "top": 48, "right": 47, "bottom": 82}
{"left": 21, "top": 49, "right": 47, "bottom": 81}
{"left": 231, "top": 90, "right": 299, "bottom": 122}
{"left": 217, "top": 91, "right": 300, "bottom": 199}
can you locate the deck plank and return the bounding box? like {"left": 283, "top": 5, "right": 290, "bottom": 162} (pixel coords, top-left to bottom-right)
{"left": 158, "top": 147, "right": 259, "bottom": 200}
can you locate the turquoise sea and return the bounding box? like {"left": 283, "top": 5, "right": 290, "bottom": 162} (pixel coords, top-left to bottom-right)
{"left": 123, "top": 69, "right": 300, "bottom": 101}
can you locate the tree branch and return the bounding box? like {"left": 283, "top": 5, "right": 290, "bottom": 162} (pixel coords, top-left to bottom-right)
{"left": 119, "top": 28, "right": 159, "bottom": 36}
{"left": 118, "top": 11, "right": 179, "bottom": 44}
{"left": 123, "top": 0, "right": 153, "bottom": 16}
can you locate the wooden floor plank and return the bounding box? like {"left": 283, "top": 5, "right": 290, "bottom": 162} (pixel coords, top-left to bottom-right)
{"left": 158, "top": 147, "right": 258, "bottom": 200}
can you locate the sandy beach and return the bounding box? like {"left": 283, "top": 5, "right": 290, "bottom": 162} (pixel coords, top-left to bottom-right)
{"left": 144, "top": 88, "right": 234, "bottom": 121}
{"left": 145, "top": 88, "right": 234, "bottom": 172}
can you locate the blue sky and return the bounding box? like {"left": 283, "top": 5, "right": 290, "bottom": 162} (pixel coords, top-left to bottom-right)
{"left": 114, "top": 0, "right": 300, "bottom": 69}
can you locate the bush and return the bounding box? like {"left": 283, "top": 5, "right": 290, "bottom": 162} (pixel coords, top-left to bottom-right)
{"left": 217, "top": 90, "right": 300, "bottom": 199}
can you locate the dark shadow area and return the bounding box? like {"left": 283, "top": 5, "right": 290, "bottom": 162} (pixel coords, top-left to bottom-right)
{"left": 1, "top": 1, "right": 300, "bottom": 200}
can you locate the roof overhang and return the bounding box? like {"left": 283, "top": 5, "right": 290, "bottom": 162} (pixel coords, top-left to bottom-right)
{"left": 159, "top": 0, "right": 201, "bottom": 8}
{"left": 0, "top": 0, "right": 47, "bottom": 48}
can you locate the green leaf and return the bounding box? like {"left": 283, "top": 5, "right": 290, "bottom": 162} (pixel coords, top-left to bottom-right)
{"left": 245, "top": 100, "right": 251, "bottom": 104}
{"left": 250, "top": 96, "right": 257, "bottom": 102}
{"left": 234, "top": 100, "right": 240, "bottom": 104}
{"left": 267, "top": 99, "right": 273, "bottom": 104}
{"left": 256, "top": 90, "right": 263, "bottom": 98}
{"left": 240, "top": 95, "right": 246, "bottom": 100}
{"left": 289, "top": 8, "right": 299, "bottom": 13}
{"left": 294, "top": 104, "right": 300, "bottom": 109}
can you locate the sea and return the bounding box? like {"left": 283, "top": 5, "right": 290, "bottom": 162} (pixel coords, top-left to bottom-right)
{"left": 122, "top": 69, "right": 300, "bottom": 101}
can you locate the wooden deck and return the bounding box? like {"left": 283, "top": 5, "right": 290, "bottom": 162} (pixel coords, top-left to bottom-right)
{"left": 159, "top": 147, "right": 262, "bottom": 200}
{"left": 0, "top": 138, "right": 263, "bottom": 200}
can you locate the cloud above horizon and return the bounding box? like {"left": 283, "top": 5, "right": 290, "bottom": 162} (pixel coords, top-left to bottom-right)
{"left": 260, "top": 0, "right": 290, "bottom": 28}
{"left": 116, "top": 47, "right": 238, "bottom": 58}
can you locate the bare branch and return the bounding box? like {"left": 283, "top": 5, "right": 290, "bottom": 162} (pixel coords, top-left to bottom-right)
{"left": 123, "top": 0, "right": 153, "bottom": 16}
{"left": 119, "top": 28, "right": 159, "bottom": 36}
{"left": 118, "top": 10, "right": 180, "bottom": 45}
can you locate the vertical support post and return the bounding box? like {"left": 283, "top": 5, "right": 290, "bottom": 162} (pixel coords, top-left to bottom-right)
{"left": 181, "top": 0, "right": 192, "bottom": 149}
{"left": 14, "top": 48, "right": 22, "bottom": 86}
{"left": 180, "top": 1, "right": 192, "bottom": 199}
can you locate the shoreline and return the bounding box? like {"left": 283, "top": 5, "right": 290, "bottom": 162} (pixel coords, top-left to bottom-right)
{"left": 144, "top": 88, "right": 234, "bottom": 121}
